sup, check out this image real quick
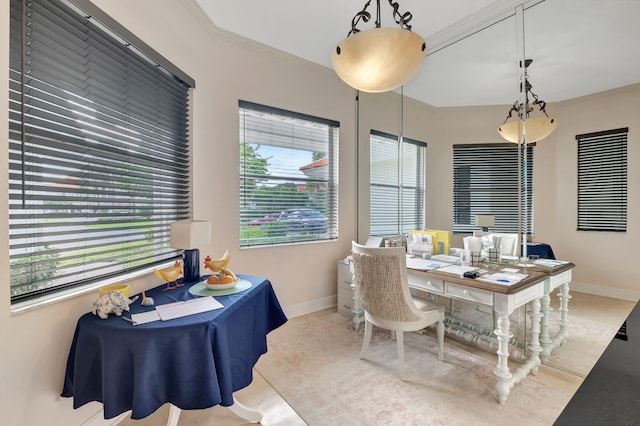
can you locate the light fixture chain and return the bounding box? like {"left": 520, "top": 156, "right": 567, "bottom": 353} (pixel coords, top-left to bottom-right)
{"left": 347, "top": 0, "right": 414, "bottom": 36}
{"left": 387, "top": 0, "right": 413, "bottom": 30}
{"left": 348, "top": 0, "right": 373, "bottom": 36}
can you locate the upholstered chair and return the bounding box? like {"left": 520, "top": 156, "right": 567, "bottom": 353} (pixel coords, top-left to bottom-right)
{"left": 351, "top": 241, "right": 445, "bottom": 379}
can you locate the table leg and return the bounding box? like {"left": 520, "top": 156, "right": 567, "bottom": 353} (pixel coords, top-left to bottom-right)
{"left": 166, "top": 397, "right": 262, "bottom": 425}
{"left": 228, "top": 396, "right": 263, "bottom": 423}
{"left": 556, "top": 283, "right": 571, "bottom": 345}
{"left": 539, "top": 290, "right": 553, "bottom": 361}
{"left": 167, "top": 404, "right": 181, "bottom": 426}
{"left": 493, "top": 313, "right": 513, "bottom": 405}
{"left": 493, "top": 298, "right": 542, "bottom": 405}
{"left": 540, "top": 282, "right": 571, "bottom": 361}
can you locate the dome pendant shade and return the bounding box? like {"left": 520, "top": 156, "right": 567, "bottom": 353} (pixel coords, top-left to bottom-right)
{"left": 332, "top": 27, "right": 426, "bottom": 93}
{"left": 497, "top": 116, "right": 558, "bottom": 144}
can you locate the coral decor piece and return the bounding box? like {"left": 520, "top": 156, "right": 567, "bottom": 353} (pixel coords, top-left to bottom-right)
{"left": 91, "top": 291, "right": 137, "bottom": 319}
{"left": 153, "top": 260, "right": 183, "bottom": 290}
{"left": 204, "top": 250, "right": 238, "bottom": 285}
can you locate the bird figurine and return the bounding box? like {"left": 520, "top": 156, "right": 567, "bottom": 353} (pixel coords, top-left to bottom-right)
{"left": 140, "top": 289, "right": 154, "bottom": 306}
{"left": 204, "top": 250, "right": 238, "bottom": 284}
{"left": 153, "top": 260, "right": 183, "bottom": 290}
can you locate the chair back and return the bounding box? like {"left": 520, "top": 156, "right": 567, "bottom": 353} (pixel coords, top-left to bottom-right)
{"left": 351, "top": 242, "right": 422, "bottom": 323}
{"left": 475, "top": 232, "right": 519, "bottom": 256}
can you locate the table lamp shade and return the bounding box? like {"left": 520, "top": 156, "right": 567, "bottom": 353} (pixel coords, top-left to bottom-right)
{"left": 170, "top": 220, "right": 211, "bottom": 283}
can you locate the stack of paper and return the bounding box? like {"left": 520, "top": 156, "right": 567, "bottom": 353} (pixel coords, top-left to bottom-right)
{"left": 129, "top": 297, "right": 223, "bottom": 325}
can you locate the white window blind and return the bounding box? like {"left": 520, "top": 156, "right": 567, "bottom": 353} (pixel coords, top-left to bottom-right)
{"left": 577, "top": 128, "right": 627, "bottom": 232}
{"left": 239, "top": 101, "right": 339, "bottom": 247}
{"left": 9, "top": 0, "right": 194, "bottom": 303}
{"left": 453, "top": 143, "right": 534, "bottom": 234}
{"left": 370, "top": 130, "right": 426, "bottom": 236}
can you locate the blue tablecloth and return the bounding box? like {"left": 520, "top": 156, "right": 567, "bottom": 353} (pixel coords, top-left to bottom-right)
{"left": 61, "top": 275, "right": 287, "bottom": 420}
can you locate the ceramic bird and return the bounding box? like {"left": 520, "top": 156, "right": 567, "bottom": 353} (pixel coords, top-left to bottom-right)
{"left": 153, "top": 261, "right": 183, "bottom": 290}
{"left": 204, "top": 250, "right": 237, "bottom": 283}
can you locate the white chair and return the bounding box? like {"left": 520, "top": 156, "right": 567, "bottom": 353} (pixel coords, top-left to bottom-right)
{"left": 474, "top": 232, "right": 520, "bottom": 257}
{"left": 350, "top": 241, "right": 445, "bottom": 379}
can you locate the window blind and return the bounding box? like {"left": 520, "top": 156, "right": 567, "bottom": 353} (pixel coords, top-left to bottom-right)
{"left": 577, "top": 128, "right": 627, "bottom": 232}
{"left": 453, "top": 143, "right": 534, "bottom": 234}
{"left": 370, "top": 130, "right": 426, "bottom": 236}
{"left": 9, "top": 0, "right": 194, "bottom": 303}
{"left": 239, "top": 101, "right": 339, "bottom": 247}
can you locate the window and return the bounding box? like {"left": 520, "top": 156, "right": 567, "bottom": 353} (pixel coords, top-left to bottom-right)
{"left": 577, "top": 128, "right": 628, "bottom": 232}
{"left": 239, "top": 101, "right": 339, "bottom": 247}
{"left": 370, "top": 130, "right": 426, "bottom": 236}
{"left": 9, "top": 0, "right": 194, "bottom": 304}
{"left": 453, "top": 143, "right": 533, "bottom": 234}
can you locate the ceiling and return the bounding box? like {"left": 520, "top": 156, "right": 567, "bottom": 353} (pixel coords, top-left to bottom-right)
{"left": 196, "top": 0, "right": 640, "bottom": 108}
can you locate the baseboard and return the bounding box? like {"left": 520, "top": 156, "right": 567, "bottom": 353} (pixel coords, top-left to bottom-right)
{"left": 283, "top": 295, "right": 337, "bottom": 319}
{"left": 570, "top": 281, "right": 640, "bottom": 302}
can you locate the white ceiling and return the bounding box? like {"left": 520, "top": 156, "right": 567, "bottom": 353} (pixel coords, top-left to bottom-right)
{"left": 196, "top": 0, "right": 640, "bottom": 107}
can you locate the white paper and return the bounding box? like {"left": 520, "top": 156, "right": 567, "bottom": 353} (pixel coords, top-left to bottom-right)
{"left": 130, "top": 310, "right": 162, "bottom": 325}
{"left": 406, "top": 256, "right": 450, "bottom": 271}
{"left": 437, "top": 265, "right": 478, "bottom": 276}
{"left": 477, "top": 272, "right": 528, "bottom": 285}
{"left": 156, "top": 297, "right": 223, "bottom": 321}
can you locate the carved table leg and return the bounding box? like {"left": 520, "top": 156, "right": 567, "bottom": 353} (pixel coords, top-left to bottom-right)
{"left": 539, "top": 290, "right": 553, "bottom": 361}
{"left": 493, "top": 298, "right": 542, "bottom": 405}
{"left": 556, "top": 283, "right": 571, "bottom": 345}
{"left": 493, "top": 313, "right": 513, "bottom": 405}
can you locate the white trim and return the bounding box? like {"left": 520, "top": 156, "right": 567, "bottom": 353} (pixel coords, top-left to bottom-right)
{"left": 283, "top": 295, "right": 337, "bottom": 319}
{"left": 570, "top": 281, "right": 640, "bottom": 302}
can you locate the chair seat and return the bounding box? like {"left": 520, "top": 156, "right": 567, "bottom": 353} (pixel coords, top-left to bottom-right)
{"left": 412, "top": 296, "right": 445, "bottom": 314}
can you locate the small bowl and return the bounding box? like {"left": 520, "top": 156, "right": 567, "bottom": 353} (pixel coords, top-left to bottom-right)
{"left": 99, "top": 284, "right": 130, "bottom": 298}
{"left": 204, "top": 279, "right": 239, "bottom": 291}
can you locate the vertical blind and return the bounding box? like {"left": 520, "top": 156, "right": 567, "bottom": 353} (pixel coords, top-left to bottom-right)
{"left": 370, "top": 130, "right": 426, "bottom": 236}
{"left": 239, "top": 101, "right": 339, "bottom": 247}
{"left": 9, "top": 0, "right": 194, "bottom": 303}
{"left": 453, "top": 143, "right": 534, "bottom": 234}
{"left": 577, "top": 128, "right": 628, "bottom": 232}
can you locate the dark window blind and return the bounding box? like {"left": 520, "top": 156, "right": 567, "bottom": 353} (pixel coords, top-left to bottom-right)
{"left": 239, "top": 101, "right": 339, "bottom": 247}
{"left": 453, "top": 143, "right": 534, "bottom": 234}
{"left": 370, "top": 130, "right": 426, "bottom": 236}
{"left": 9, "top": 0, "right": 194, "bottom": 303}
{"left": 577, "top": 128, "right": 627, "bottom": 232}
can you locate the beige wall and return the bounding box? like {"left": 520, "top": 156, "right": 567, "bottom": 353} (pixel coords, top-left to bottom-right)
{"left": 0, "top": 0, "right": 638, "bottom": 424}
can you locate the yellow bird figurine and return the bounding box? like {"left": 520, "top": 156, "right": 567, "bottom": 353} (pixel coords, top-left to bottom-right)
{"left": 204, "top": 250, "right": 238, "bottom": 283}
{"left": 153, "top": 261, "right": 183, "bottom": 290}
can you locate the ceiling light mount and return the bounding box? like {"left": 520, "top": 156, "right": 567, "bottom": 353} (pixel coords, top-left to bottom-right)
{"left": 331, "top": 0, "right": 426, "bottom": 93}
{"left": 497, "top": 59, "right": 558, "bottom": 143}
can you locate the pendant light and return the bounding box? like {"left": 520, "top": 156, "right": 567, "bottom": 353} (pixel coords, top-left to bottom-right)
{"left": 331, "top": 0, "right": 426, "bottom": 93}
{"left": 497, "top": 59, "right": 558, "bottom": 143}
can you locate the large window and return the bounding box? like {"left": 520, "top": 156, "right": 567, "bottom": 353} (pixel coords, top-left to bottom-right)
{"left": 370, "top": 130, "right": 426, "bottom": 236}
{"left": 453, "top": 143, "right": 533, "bottom": 234}
{"left": 239, "top": 101, "right": 339, "bottom": 247}
{"left": 9, "top": 0, "right": 194, "bottom": 304}
{"left": 577, "top": 128, "right": 627, "bottom": 232}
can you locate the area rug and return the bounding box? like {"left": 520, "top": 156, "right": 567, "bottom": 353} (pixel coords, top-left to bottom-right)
{"left": 543, "top": 309, "right": 619, "bottom": 375}
{"left": 256, "top": 312, "right": 573, "bottom": 426}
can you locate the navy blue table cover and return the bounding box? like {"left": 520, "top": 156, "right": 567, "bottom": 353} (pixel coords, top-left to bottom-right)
{"left": 61, "top": 275, "right": 287, "bottom": 420}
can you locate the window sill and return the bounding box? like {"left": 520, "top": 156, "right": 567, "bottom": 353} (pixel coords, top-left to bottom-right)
{"left": 10, "top": 261, "right": 175, "bottom": 316}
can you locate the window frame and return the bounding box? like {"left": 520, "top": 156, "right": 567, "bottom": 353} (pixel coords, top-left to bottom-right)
{"left": 239, "top": 100, "right": 339, "bottom": 248}
{"left": 576, "top": 127, "right": 628, "bottom": 232}
{"left": 8, "top": 0, "right": 194, "bottom": 306}
{"left": 452, "top": 143, "right": 534, "bottom": 235}
{"left": 369, "top": 130, "right": 426, "bottom": 236}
